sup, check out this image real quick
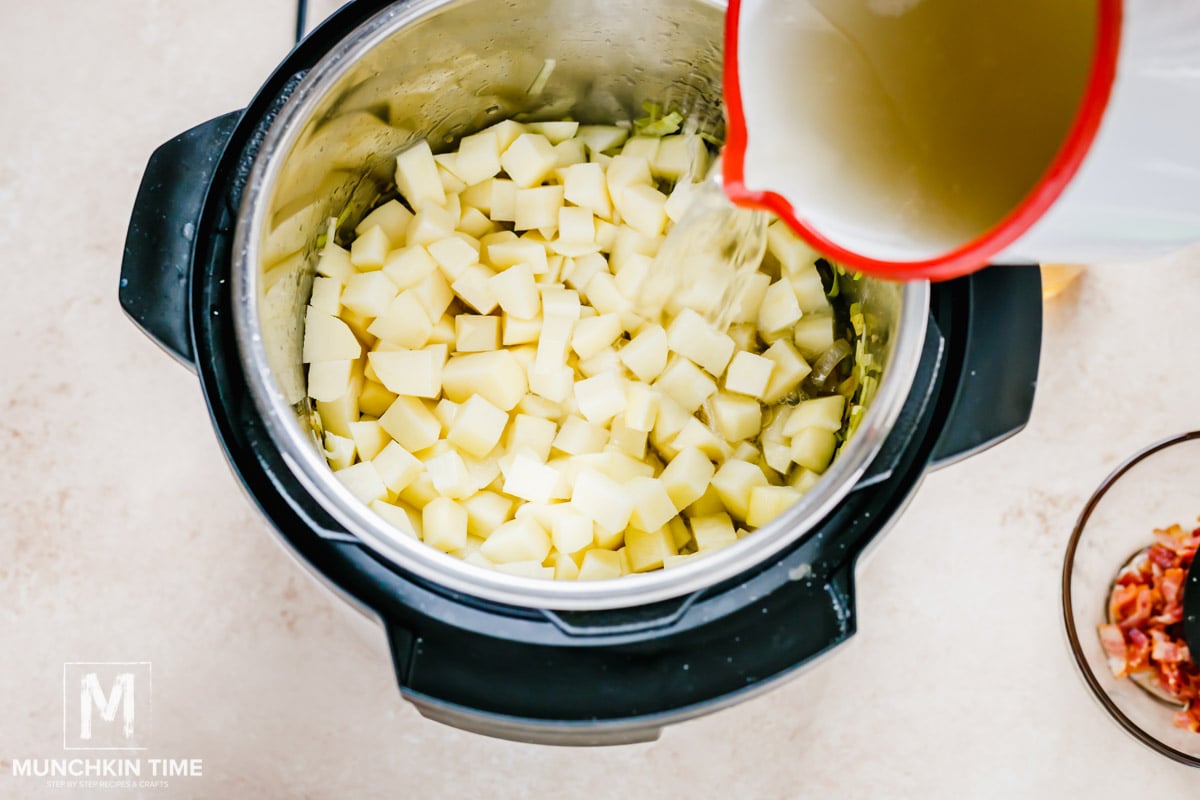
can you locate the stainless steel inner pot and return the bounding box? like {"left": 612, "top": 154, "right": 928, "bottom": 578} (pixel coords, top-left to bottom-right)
{"left": 232, "top": 0, "right": 930, "bottom": 610}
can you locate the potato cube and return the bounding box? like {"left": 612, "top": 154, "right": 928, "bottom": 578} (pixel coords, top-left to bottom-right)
{"left": 789, "top": 264, "right": 831, "bottom": 314}
{"left": 308, "top": 359, "right": 353, "bottom": 403}
{"left": 442, "top": 350, "right": 527, "bottom": 410}
{"left": 767, "top": 219, "right": 821, "bottom": 273}
{"left": 691, "top": 512, "right": 738, "bottom": 552}
{"left": 302, "top": 308, "right": 361, "bottom": 363}
{"left": 481, "top": 118, "right": 528, "bottom": 150}
{"left": 309, "top": 276, "right": 342, "bottom": 316}
{"left": 561, "top": 162, "right": 613, "bottom": 219}
{"left": 490, "top": 178, "right": 518, "bottom": 222}
{"left": 621, "top": 135, "right": 661, "bottom": 160}
{"left": 502, "top": 452, "right": 560, "bottom": 503}
{"left": 421, "top": 497, "right": 468, "bottom": 552}
{"left": 557, "top": 206, "right": 596, "bottom": 244}
{"left": 784, "top": 396, "right": 846, "bottom": 435}
{"left": 571, "top": 313, "right": 623, "bottom": 360}
{"left": 322, "top": 432, "right": 355, "bottom": 471}
{"left": 666, "top": 308, "right": 736, "bottom": 378}
{"left": 370, "top": 499, "right": 420, "bottom": 538}
{"left": 525, "top": 121, "right": 579, "bottom": 146}
{"left": 335, "top": 461, "right": 389, "bottom": 505}
{"left": 571, "top": 469, "right": 634, "bottom": 534}
{"left": 368, "top": 291, "right": 433, "bottom": 348}
{"left": 533, "top": 313, "right": 575, "bottom": 374}
{"left": 410, "top": 269, "right": 455, "bottom": 321}
{"left": 449, "top": 264, "right": 498, "bottom": 315}
{"left": 528, "top": 366, "right": 574, "bottom": 404}
{"left": 572, "top": 451, "right": 654, "bottom": 483}
{"left": 551, "top": 509, "right": 595, "bottom": 555}
{"left": 574, "top": 371, "right": 627, "bottom": 425}
{"left": 763, "top": 440, "right": 794, "bottom": 476}
{"left": 405, "top": 203, "right": 458, "bottom": 247}
{"left": 454, "top": 315, "right": 500, "bottom": 353}
{"left": 746, "top": 485, "right": 803, "bottom": 528}
{"left": 711, "top": 459, "right": 769, "bottom": 521}
{"left": 761, "top": 340, "right": 813, "bottom": 405}
{"left": 348, "top": 419, "right": 390, "bottom": 461}
{"left": 486, "top": 237, "right": 548, "bottom": 273}
{"left": 651, "top": 394, "right": 691, "bottom": 450}
{"left": 458, "top": 207, "right": 494, "bottom": 240}
{"left": 428, "top": 314, "right": 456, "bottom": 348}
{"left": 426, "top": 450, "right": 473, "bottom": 499}
{"left": 500, "top": 133, "right": 558, "bottom": 188}
{"left": 790, "top": 427, "right": 837, "bottom": 473}
{"left": 514, "top": 185, "right": 565, "bottom": 232}
{"left": 315, "top": 242, "right": 354, "bottom": 284}
{"left": 443, "top": 394, "right": 507, "bottom": 458}
{"left": 453, "top": 129, "right": 504, "bottom": 185}
{"left": 517, "top": 393, "right": 563, "bottom": 420}
{"left": 395, "top": 140, "right": 445, "bottom": 210}
{"left": 553, "top": 139, "right": 588, "bottom": 171}
{"left": 379, "top": 396, "right": 442, "bottom": 452}
{"left": 368, "top": 345, "right": 446, "bottom": 398}
{"left": 626, "top": 476, "right": 677, "bottom": 533}
{"left": 583, "top": 273, "right": 632, "bottom": 318}
{"left": 662, "top": 553, "right": 699, "bottom": 569}
{"left": 619, "top": 324, "right": 668, "bottom": 382}
{"left": 607, "top": 418, "right": 648, "bottom": 460}
{"left": 577, "top": 548, "right": 624, "bottom": 580}
{"left": 652, "top": 133, "right": 706, "bottom": 182}
{"left": 480, "top": 516, "right": 551, "bottom": 564}
{"left": 605, "top": 154, "right": 653, "bottom": 204}
{"left": 724, "top": 351, "right": 775, "bottom": 399}
{"left": 792, "top": 314, "right": 837, "bottom": 360}
{"left": 433, "top": 398, "right": 459, "bottom": 430}
{"left": 315, "top": 361, "right": 364, "bottom": 437}
{"left": 488, "top": 264, "right": 540, "bottom": 319}
{"left": 504, "top": 414, "right": 557, "bottom": 462}
{"left": 728, "top": 271, "right": 772, "bottom": 326}
{"left": 686, "top": 483, "right": 726, "bottom": 517}
{"left": 654, "top": 357, "right": 717, "bottom": 413}
{"left": 427, "top": 236, "right": 480, "bottom": 281}
{"left": 625, "top": 526, "right": 678, "bottom": 572}
{"left": 576, "top": 124, "right": 629, "bottom": 154}
{"left": 502, "top": 313, "right": 542, "bottom": 346}
{"left": 398, "top": 472, "right": 439, "bottom": 509}
{"left": 340, "top": 271, "right": 396, "bottom": 319}
{"left": 758, "top": 279, "right": 803, "bottom": 337}
{"left": 671, "top": 418, "right": 732, "bottom": 462}
{"left": 553, "top": 552, "right": 581, "bottom": 580}
{"left": 356, "top": 199, "right": 413, "bottom": 246}
{"left": 660, "top": 448, "right": 716, "bottom": 510}
{"left": 382, "top": 245, "right": 437, "bottom": 290}
{"left": 553, "top": 415, "right": 608, "bottom": 455}
{"left": 625, "top": 382, "right": 660, "bottom": 433}
{"left": 462, "top": 490, "right": 514, "bottom": 537}
{"left": 616, "top": 184, "right": 668, "bottom": 238}
{"left": 349, "top": 225, "right": 391, "bottom": 271}
{"left": 537, "top": 287, "right": 578, "bottom": 319}
{"left": 562, "top": 252, "right": 607, "bottom": 297}
{"left": 710, "top": 392, "right": 763, "bottom": 443}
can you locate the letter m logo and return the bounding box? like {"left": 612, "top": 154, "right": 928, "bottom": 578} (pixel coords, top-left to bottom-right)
{"left": 63, "top": 663, "right": 151, "bottom": 750}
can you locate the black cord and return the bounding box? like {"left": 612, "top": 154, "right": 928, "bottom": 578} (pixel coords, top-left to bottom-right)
{"left": 295, "top": 0, "right": 309, "bottom": 44}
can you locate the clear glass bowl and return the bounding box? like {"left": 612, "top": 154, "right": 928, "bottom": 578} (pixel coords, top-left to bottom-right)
{"left": 1062, "top": 431, "right": 1200, "bottom": 766}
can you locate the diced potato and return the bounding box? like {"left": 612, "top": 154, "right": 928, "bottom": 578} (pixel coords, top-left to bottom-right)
{"left": 671, "top": 417, "right": 732, "bottom": 462}
{"left": 605, "top": 155, "right": 653, "bottom": 205}
{"left": 616, "top": 184, "right": 668, "bottom": 238}
{"left": 552, "top": 415, "right": 608, "bottom": 456}
{"left": 790, "top": 427, "right": 837, "bottom": 473}
{"left": 577, "top": 548, "right": 624, "bottom": 580}
{"left": 379, "top": 396, "right": 442, "bottom": 452}
{"left": 349, "top": 225, "right": 391, "bottom": 271}
{"left": 502, "top": 313, "right": 542, "bottom": 346}
{"left": 577, "top": 125, "right": 629, "bottom": 154}
{"left": 784, "top": 396, "right": 846, "bottom": 435}
{"left": 500, "top": 133, "right": 559, "bottom": 188}
{"left": 453, "top": 129, "right": 503, "bottom": 186}
{"left": 724, "top": 351, "right": 774, "bottom": 400}
{"left": 503, "top": 451, "right": 561, "bottom": 503}
{"left": 422, "top": 497, "right": 468, "bottom": 552}
{"left": 459, "top": 206, "right": 495, "bottom": 239}
{"left": 652, "top": 133, "right": 707, "bottom": 182}
{"left": 691, "top": 512, "right": 737, "bottom": 552}
{"left": 763, "top": 440, "right": 794, "bottom": 476}
{"left": 792, "top": 314, "right": 837, "bottom": 360}
{"left": 356, "top": 199, "right": 414, "bottom": 246}
{"left": 653, "top": 357, "right": 717, "bottom": 413}
{"left": 368, "top": 291, "right": 433, "bottom": 348}
{"left": 663, "top": 553, "right": 701, "bottom": 569}
{"left": 626, "top": 476, "right": 677, "bottom": 533}
{"left": 489, "top": 263, "right": 541, "bottom": 319}
{"left": 625, "top": 382, "right": 660, "bottom": 433}
{"left": 514, "top": 185, "right": 565, "bottom": 232}
{"left": 348, "top": 419, "right": 390, "bottom": 461}
{"left": 315, "top": 362, "right": 364, "bottom": 437}
{"left": 370, "top": 499, "right": 421, "bottom": 538}
{"left": 788, "top": 265, "right": 831, "bottom": 314}
{"left": 383, "top": 245, "right": 437, "bottom": 290}
{"left": 445, "top": 394, "right": 508, "bottom": 458}
{"left": 335, "top": 461, "right": 388, "bottom": 505}
{"left": 574, "top": 371, "right": 627, "bottom": 425}
{"left": 746, "top": 485, "right": 802, "bottom": 528}
{"left": 427, "top": 236, "right": 480, "bottom": 281}
{"left": 406, "top": 203, "right": 459, "bottom": 247}
{"left": 303, "top": 308, "right": 362, "bottom": 363}
{"left": 426, "top": 449, "right": 473, "bottom": 499}
{"left": 480, "top": 517, "right": 551, "bottom": 564}
{"left": 668, "top": 515, "right": 692, "bottom": 550}
{"left": 553, "top": 138, "right": 588, "bottom": 169}
{"left": 619, "top": 323, "right": 668, "bottom": 382}
{"left": 625, "top": 526, "right": 677, "bottom": 572}
{"left": 463, "top": 490, "right": 514, "bottom": 537}
{"left": 789, "top": 468, "right": 822, "bottom": 494}
{"left": 561, "top": 162, "right": 613, "bottom": 219}
{"left": 409, "top": 270, "right": 455, "bottom": 321}
{"left": 323, "top": 432, "right": 355, "bottom": 471}
{"left": 686, "top": 483, "right": 726, "bottom": 517}
{"left": 395, "top": 140, "right": 445, "bottom": 210}
{"left": 316, "top": 242, "right": 354, "bottom": 285}
{"left": 554, "top": 551, "right": 581, "bottom": 580}
{"left": 710, "top": 392, "right": 763, "bottom": 443}
{"left": 711, "top": 459, "right": 769, "bottom": 521}
{"left": 761, "top": 340, "right": 813, "bottom": 405}
{"left": 758, "top": 279, "right": 803, "bottom": 337}
{"left": 562, "top": 252, "right": 607, "bottom": 297}
{"left": 583, "top": 273, "right": 632, "bottom": 319}
{"left": 504, "top": 414, "right": 557, "bottom": 462}
{"left": 340, "top": 271, "right": 396, "bottom": 318}
{"left": 490, "top": 179, "right": 518, "bottom": 222}
{"left": 454, "top": 314, "right": 500, "bottom": 353}
{"left": 551, "top": 509, "right": 595, "bottom": 554}
{"left": 398, "top": 472, "right": 439, "bottom": 509}
{"left": 767, "top": 219, "right": 822, "bottom": 274}
{"left": 369, "top": 441, "right": 421, "bottom": 493}
{"left": 529, "top": 121, "right": 580, "bottom": 145}
{"left": 461, "top": 179, "right": 494, "bottom": 214}
{"left": 442, "top": 350, "right": 527, "bottom": 410}
{"left": 571, "top": 469, "right": 634, "bottom": 534}
{"left": 428, "top": 314, "right": 456, "bottom": 348}
{"left": 450, "top": 264, "right": 499, "bottom": 315}
{"left": 368, "top": 345, "right": 446, "bottom": 399}
{"left": 309, "top": 276, "right": 342, "bottom": 316}
{"left": 528, "top": 366, "right": 573, "bottom": 404}
{"left": 571, "top": 313, "right": 622, "bottom": 360}
{"left": 666, "top": 308, "right": 736, "bottom": 378}
{"left": 308, "top": 359, "right": 354, "bottom": 403}
{"left": 481, "top": 118, "right": 528, "bottom": 150}
{"left": 660, "top": 448, "right": 715, "bottom": 510}
{"left": 728, "top": 271, "right": 772, "bottom": 326}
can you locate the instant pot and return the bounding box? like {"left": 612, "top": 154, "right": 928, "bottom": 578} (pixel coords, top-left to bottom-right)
{"left": 119, "top": 0, "right": 1041, "bottom": 744}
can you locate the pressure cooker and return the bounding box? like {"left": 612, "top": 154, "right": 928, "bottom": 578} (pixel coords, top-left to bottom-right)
{"left": 119, "top": 0, "right": 1041, "bottom": 745}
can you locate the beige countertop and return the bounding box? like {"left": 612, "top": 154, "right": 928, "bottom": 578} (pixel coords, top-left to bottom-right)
{"left": 3, "top": 1, "right": 1199, "bottom": 797}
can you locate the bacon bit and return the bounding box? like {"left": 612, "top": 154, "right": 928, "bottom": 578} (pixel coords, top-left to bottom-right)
{"left": 1099, "top": 521, "right": 1200, "bottom": 732}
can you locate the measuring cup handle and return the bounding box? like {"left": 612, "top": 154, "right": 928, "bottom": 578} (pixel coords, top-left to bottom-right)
{"left": 930, "top": 265, "right": 1042, "bottom": 469}
{"left": 119, "top": 111, "right": 241, "bottom": 370}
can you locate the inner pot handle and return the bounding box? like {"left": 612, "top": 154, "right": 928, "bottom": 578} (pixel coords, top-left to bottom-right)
{"left": 930, "top": 265, "right": 1042, "bottom": 469}
{"left": 119, "top": 111, "right": 241, "bottom": 369}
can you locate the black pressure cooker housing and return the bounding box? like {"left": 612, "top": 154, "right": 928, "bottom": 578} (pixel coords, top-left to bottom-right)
{"left": 120, "top": 0, "right": 1041, "bottom": 745}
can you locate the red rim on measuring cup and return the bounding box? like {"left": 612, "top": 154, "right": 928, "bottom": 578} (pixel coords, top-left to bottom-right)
{"left": 722, "top": 0, "right": 1124, "bottom": 281}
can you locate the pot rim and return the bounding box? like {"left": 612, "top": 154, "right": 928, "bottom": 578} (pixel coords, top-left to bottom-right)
{"left": 231, "top": 0, "right": 931, "bottom": 611}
